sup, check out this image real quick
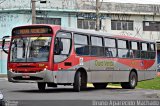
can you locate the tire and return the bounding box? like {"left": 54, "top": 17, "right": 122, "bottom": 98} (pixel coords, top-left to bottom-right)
{"left": 38, "top": 82, "right": 46, "bottom": 91}
{"left": 121, "top": 71, "right": 137, "bottom": 89}
{"left": 93, "top": 83, "right": 108, "bottom": 89}
{"left": 81, "top": 73, "right": 87, "bottom": 90}
{"left": 73, "top": 71, "right": 81, "bottom": 92}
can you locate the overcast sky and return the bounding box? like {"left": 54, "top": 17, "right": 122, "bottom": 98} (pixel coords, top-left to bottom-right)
{"left": 103, "top": 0, "right": 160, "bottom": 4}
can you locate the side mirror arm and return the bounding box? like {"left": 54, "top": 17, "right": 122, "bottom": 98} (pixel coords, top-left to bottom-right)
{"left": 2, "top": 36, "right": 10, "bottom": 54}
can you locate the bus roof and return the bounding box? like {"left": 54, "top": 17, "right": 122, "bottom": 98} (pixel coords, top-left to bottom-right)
{"left": 12, "top": 24, "right": 155, "bottom": 43}
{"left": 12, "top": 24, "right": 60, "bottom": 29}
{"left": 61, "top": 26, "right": 155, "bottom": 43}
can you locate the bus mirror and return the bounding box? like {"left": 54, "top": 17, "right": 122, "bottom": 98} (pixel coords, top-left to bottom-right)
{"left": 54, "top": 38, "right": 63, "bottom": 55}
{"left": 2, "top": 36, "right": 10, "bottom": 54}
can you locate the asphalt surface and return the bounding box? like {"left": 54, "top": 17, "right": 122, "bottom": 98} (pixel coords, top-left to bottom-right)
{"left": 0, "top": 78, "right": 160, "bottom": 106}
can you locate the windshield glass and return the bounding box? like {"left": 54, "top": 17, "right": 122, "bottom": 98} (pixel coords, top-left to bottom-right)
{"left": 10, "top": 36, "right": 52, "bottom": 62}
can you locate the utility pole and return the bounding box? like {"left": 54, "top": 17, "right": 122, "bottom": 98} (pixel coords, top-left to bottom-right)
{"left": 32, "top": 0, "right": 36, "bottom": 24}
{"left": 96, "top": 0, "right": 100, "bottom": 31}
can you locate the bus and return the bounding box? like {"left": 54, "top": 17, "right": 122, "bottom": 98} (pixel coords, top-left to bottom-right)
{"left": 2, "top": 24, "right": 157, "bottom": 92}
{"left": 156, "top": 41, "right": 160, "bottom": 74}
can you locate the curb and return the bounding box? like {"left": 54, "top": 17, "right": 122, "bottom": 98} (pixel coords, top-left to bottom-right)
{"left": 0, "top": 74, "right": 7, "bottom": 78}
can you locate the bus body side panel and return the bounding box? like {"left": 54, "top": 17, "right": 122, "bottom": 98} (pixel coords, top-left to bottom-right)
{"left": 89, "top": 59, "right": 113, "bottom": 82}
{"left": 144, "top": 70, "right": 156, "bottom": 80}
{"left": 8, "top": 55, "right": 156, "bottom": 83}
{"left": 88, "top": 57, "right": 156, "bottom": 83}
{"left": 89, "top": 58, "right": 130, "bottom": 83}
{"left": 53, "top": 52, "right": 91, "bottom": 83}
{"left": 144, "top": 61, "right": 157, "bottom": 80}
{"left": 137, "top": 71, "right": 145, "bottom": 81}
{"left": 112, "top": 58, "right": 130, "bottom": 82}
{"left": 53, "top": 71, "right": 76, "bottom": 84}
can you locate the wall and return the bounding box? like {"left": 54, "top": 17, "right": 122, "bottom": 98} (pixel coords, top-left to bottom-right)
{"left": 0, "top": 13, "right": 31, "bottom": 38}
{"left": 103, "top": 14, "right": 160, "bottom": 40}
{"left": 0, "top": 50, "right": 7, "bottom": 74}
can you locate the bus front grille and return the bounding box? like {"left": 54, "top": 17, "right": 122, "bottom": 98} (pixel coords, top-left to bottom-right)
{"left": 13, "top": 76, "right": 43, "bottom": 80}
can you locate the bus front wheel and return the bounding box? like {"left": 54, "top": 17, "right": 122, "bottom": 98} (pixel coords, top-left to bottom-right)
{"left": 73, "top": 71, "right": 81, "bottom": 92}
{"left": 37, "top": 82, "right": 46, "bottom": 91}
{"left": 121, "top": 71, "right": 137, "bottom": 89}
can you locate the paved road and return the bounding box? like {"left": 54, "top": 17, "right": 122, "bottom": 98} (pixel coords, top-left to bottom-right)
{"left": 0, "top": 78, "right": 160, "bottom": 106}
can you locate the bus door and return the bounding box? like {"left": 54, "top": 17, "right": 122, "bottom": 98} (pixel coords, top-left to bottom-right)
{"left": 53, "top": 32, "right": 73, "bottom": 82}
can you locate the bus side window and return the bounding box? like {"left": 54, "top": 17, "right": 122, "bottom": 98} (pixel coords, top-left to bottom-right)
{"left": 90, "top": 36, "right": 104, "bottom": 56}
{"left": 117, "top": 40, "right": 128, "bottom": 58}
{"left": 130, "top": 41, "right": 140, "bottom": 59}
{"left": 149, "top": 43, "right": 156, "bottom": 59}
{"left": 141, "top": 42, "right": 148, "bottom": 59}
{"left": 104, "top": 38, "right": 116, "bottom": 57}
{"left": 74, "top": 34, "right": 89, "bottom": 55}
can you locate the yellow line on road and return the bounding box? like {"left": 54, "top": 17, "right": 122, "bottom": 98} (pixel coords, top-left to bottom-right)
{"left": 87, "top": 83, "right": 122, "bottom": 88}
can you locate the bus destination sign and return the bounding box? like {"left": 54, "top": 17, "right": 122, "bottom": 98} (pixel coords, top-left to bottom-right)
{"left": 12, "top": 27, "right": 52, "bottom": 35}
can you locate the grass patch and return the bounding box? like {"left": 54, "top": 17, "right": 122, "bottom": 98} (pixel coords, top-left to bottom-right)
{"left": 137, "top": 77, "right": 160, "bottom": 90}
{"left": 108, "top": 77, "right": 160, "bottom": 90}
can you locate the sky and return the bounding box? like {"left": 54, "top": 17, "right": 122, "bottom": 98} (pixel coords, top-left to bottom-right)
{"left": 103, "top": 0, "right": 160, "bottom": 4}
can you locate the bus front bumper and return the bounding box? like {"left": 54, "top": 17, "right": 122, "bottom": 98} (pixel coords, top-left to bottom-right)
{"left": 7, "top": 70, "right": 76, "bottom": 83}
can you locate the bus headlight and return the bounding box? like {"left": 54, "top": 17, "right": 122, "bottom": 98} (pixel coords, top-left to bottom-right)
{"left": 9, "top": 68, "right": 13, "bottom": 72}
{"left": 44, "top": 66, "right": 48, "bottom": 71}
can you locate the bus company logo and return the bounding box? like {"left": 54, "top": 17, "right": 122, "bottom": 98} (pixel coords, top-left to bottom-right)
{"left": 131, "top": 61, "right": 137, "bottom": 66}
{"left": 95, "top": 60, "right": 114, "bottom": 68}
{"left": 21, "top": 63, "right": 32, "bottom": 66}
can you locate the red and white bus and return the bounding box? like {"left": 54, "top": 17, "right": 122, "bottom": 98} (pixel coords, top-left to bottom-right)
{"left": 2, "top": 24, "right": 157, "bottom": 92}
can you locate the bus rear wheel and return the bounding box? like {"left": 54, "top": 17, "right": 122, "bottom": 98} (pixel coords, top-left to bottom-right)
{"left": 93, "top": 83, "right": 108, "bottom": 89}
{"left": 37, "top": 82, "right": 46, "bottom": 91}
{"left": 121, "top": 71, "right": 137, "bottom": 89}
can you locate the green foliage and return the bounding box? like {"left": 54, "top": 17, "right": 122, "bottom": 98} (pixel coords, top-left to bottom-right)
{"left": 108, "top": 77, "right": 160, "bottom": 90}
{"left": 136, "top": 77, "right": 160, "bottom": 90}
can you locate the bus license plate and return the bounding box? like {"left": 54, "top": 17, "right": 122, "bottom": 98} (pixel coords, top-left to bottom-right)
{"left": 22, "top": 75, "right": 30, "bottom": 79}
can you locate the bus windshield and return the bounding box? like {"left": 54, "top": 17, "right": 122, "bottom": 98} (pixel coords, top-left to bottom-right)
{"left": 10, "top": 36, "right": 52, "bottom": 62}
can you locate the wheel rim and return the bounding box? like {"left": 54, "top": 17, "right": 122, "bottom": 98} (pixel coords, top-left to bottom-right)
{"left": 131, "top": 75, "right": 136, "bottom": 87}
{"left": 79, "top": 74, "right": 81, "bottom": 89}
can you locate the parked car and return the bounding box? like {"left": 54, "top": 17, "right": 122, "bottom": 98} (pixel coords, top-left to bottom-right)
{"left": 0, "top": 91, "right": 4, "bottom": 106}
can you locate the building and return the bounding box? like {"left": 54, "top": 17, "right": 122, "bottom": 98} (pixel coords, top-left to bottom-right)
{"left": 1, "top": 0, "right": 160, "bottom": 74}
